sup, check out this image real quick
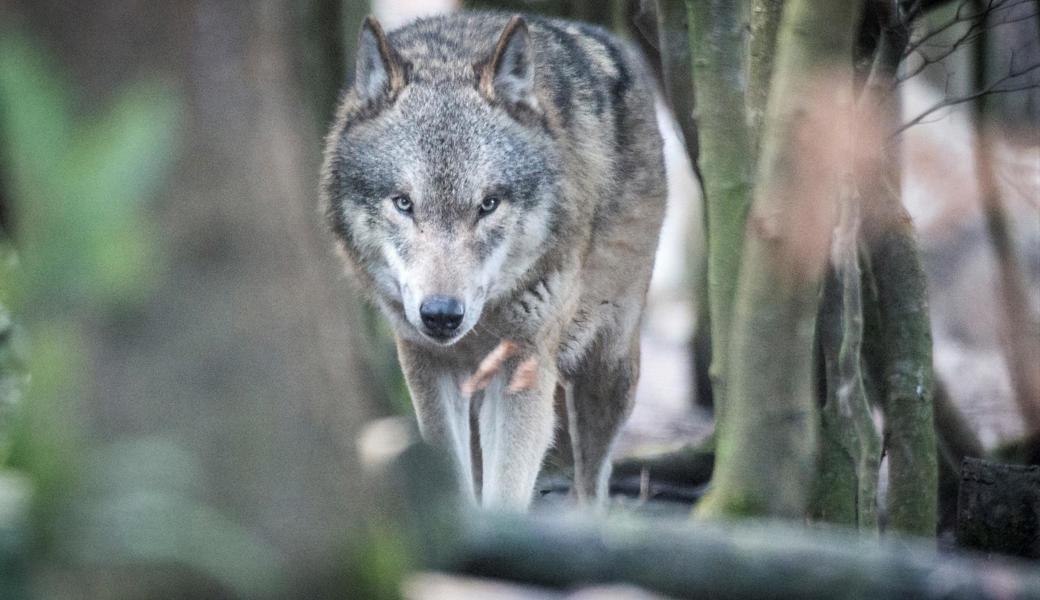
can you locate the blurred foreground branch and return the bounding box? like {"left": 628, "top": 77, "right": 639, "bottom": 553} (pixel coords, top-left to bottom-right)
{"left": 375, "top": 436, "right": 1040, "bottom": 600}
{"left": 452, "top": 511, "right": 1040, "bottom": 599}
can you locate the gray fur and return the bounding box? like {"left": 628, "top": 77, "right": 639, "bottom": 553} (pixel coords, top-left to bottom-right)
{"left": 321, "top": 11, "right": 667, "bottom": 510}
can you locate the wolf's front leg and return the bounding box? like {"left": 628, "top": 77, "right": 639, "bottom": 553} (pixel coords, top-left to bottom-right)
{"left": 397, "top": 340, "right": 477, "bottom": 504}
{"left": 477, "top": 353, "right": 557, "bottom": 511}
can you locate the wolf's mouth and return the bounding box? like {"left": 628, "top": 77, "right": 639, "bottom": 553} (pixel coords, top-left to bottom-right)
{"left": 419, "top": 326, "right": 468, "bottom": 347}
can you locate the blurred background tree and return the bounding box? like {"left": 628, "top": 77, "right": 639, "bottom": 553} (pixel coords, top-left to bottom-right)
{"left": 0, "top": 0, "right": 387, "bottom": 595}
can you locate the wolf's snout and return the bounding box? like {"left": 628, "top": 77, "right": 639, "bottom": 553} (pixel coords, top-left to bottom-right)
{"left": 419, "top": 296, "right": 465, "bottom": 338}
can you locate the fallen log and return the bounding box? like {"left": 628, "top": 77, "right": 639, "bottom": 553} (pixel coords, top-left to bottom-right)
{"left": 451, "top": 512, "right": 1040, "bottom": 600}
{"left": 370, "top": 429, "right": 1040, "bottom": 600}
{"left": 611, "top": 441, "right": 715, "bottom": 487}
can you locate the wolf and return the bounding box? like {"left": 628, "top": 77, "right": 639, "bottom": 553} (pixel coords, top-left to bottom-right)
{"left": 321, "top": 11, "right": 667, "bottom": 510}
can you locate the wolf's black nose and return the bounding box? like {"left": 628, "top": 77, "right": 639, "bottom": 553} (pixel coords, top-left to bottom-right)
{"left": 420, "top": 296, "right": 465, "bottom": 337}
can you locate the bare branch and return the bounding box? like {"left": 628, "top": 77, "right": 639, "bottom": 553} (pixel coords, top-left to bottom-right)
{"left": 899, "top": 15, "right": 1037, "bottom": 84}
{"left": 893, "top": 61, "right": 1040, "bottom": 135}
{"left": 903, "top": 0, "right": 1026, "bottom": 57}
{"left": 898, "top": 0, "right": 1034, "bottom": 85}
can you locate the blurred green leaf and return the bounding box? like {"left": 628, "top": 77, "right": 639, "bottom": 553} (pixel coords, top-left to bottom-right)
{"left": 0, "top": 32, "right": 180, "bottom": 311}
{"left": 0, "top": 32, "right": 70, "bottom": 193}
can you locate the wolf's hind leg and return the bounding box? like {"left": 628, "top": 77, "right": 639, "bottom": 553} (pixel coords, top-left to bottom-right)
{"left": 478, "top": 360, "right": 557, "bottom": 511}
{"left": 567, "top": 339, "right": 639, "bottom": 505}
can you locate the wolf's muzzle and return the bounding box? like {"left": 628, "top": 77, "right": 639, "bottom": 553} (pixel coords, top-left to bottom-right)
{"left": 419, "top": 295, "right": 465, "bottom": 339}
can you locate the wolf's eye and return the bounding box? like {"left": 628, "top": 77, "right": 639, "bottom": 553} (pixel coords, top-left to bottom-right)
{"left": 478, "top": 195, "right": 500, "bottom": 216}
{"left": 392, "top": 194, "right": 413, "bottom": 214}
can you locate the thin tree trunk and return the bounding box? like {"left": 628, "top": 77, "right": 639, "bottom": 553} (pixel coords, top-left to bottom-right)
{"left": 695, "top": 0, "right": 863, "bottom": 519}
{"left": 971, "top": 0, "right": 1040, "bottom": 434}
{"left": 655, "top": 1, "right": 698, "bottom": 160}
{"left": 811, "top": 191, "right": 881, "bottom": 530}
{"left": 859, "top": 15, "right": 938, "bottom": 537}
{"left": 652, "top": 0, "right": 712, "bottom": 412}
{"left": 934, "top": 380, "right": 985, "bottom": 465}
{"left": 685, "top": 0, "right": 754, "bottom": 428}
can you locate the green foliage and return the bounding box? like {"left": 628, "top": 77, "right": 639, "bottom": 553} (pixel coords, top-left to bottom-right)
{"left": 0, "top": 279, "right": 29, "bottom": 465}
{"left": 0, "top": 29, "right": 181, "bottom": 552}
{"left": 346, "top": 521, "right": 415, "bottom": 600}
{"left": 0, "top": 31, "right": 178, "bottom": 311}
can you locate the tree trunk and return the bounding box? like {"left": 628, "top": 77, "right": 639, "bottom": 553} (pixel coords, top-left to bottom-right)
{"left": 8, "top": 0, "right": 380, "bottom": 584}
{"left": 651, "top": 0, "right": 712, "bottom": 412}
{"left": 811, "top": 192, "right": 880, "bottom": 530}
{"left": 935, "top": 380, "right": 986, "bottom": 534}
{"left": 971, "top": 0, "right": 1040, "bottom": 434}
{"left": 695, "top": 0, "right": 864, "bottom": 519}
{"left": 860, "top": 16, "right": 938, "bottom": 538}
{"left": 685, "top": 0, "right": 754, "bottom": 428}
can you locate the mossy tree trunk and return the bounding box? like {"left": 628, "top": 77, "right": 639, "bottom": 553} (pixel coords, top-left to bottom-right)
{"left": 810, "top": 191, "right": 881, "bottom": 530}
{"left": 858, "top": 14, "right": 938, "bottom": 537}
{"left": 684, "top": 0, "right": 754, "bottom": 429}
{"left": 694, "top": 0, "right": 864, "bottom": 519}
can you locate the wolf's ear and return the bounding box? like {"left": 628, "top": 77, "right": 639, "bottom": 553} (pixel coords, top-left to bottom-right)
{"left": 355, "top": 16, "right": 408, "bottom": 102}
{"left": 477, "top": 16, "right": 538, "bottom": 112}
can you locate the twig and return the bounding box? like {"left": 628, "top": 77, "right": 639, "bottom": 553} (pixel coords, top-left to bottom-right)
{"left": 893, "top": 61, "right": 1040, "bottom": 135}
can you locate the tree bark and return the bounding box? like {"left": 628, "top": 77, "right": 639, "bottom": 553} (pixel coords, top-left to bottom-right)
{"left": 747, "top": 0, "right": 784, "bottom": 147}
{"left": 860, "top": 14, "right": 938, "bottom": 538}
{"left": 685, "top": 0, "right": 754, "bottom": 428}
{"left": 695, "top": 0, "right": 864, "bottom": 519}
{"left": 811, "top": 192, "right": 881, "bottom": 530}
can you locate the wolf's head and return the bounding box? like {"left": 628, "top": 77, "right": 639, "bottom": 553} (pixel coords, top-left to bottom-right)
{"left": 323, "top": 16, "right": 561, "bottom": 346}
